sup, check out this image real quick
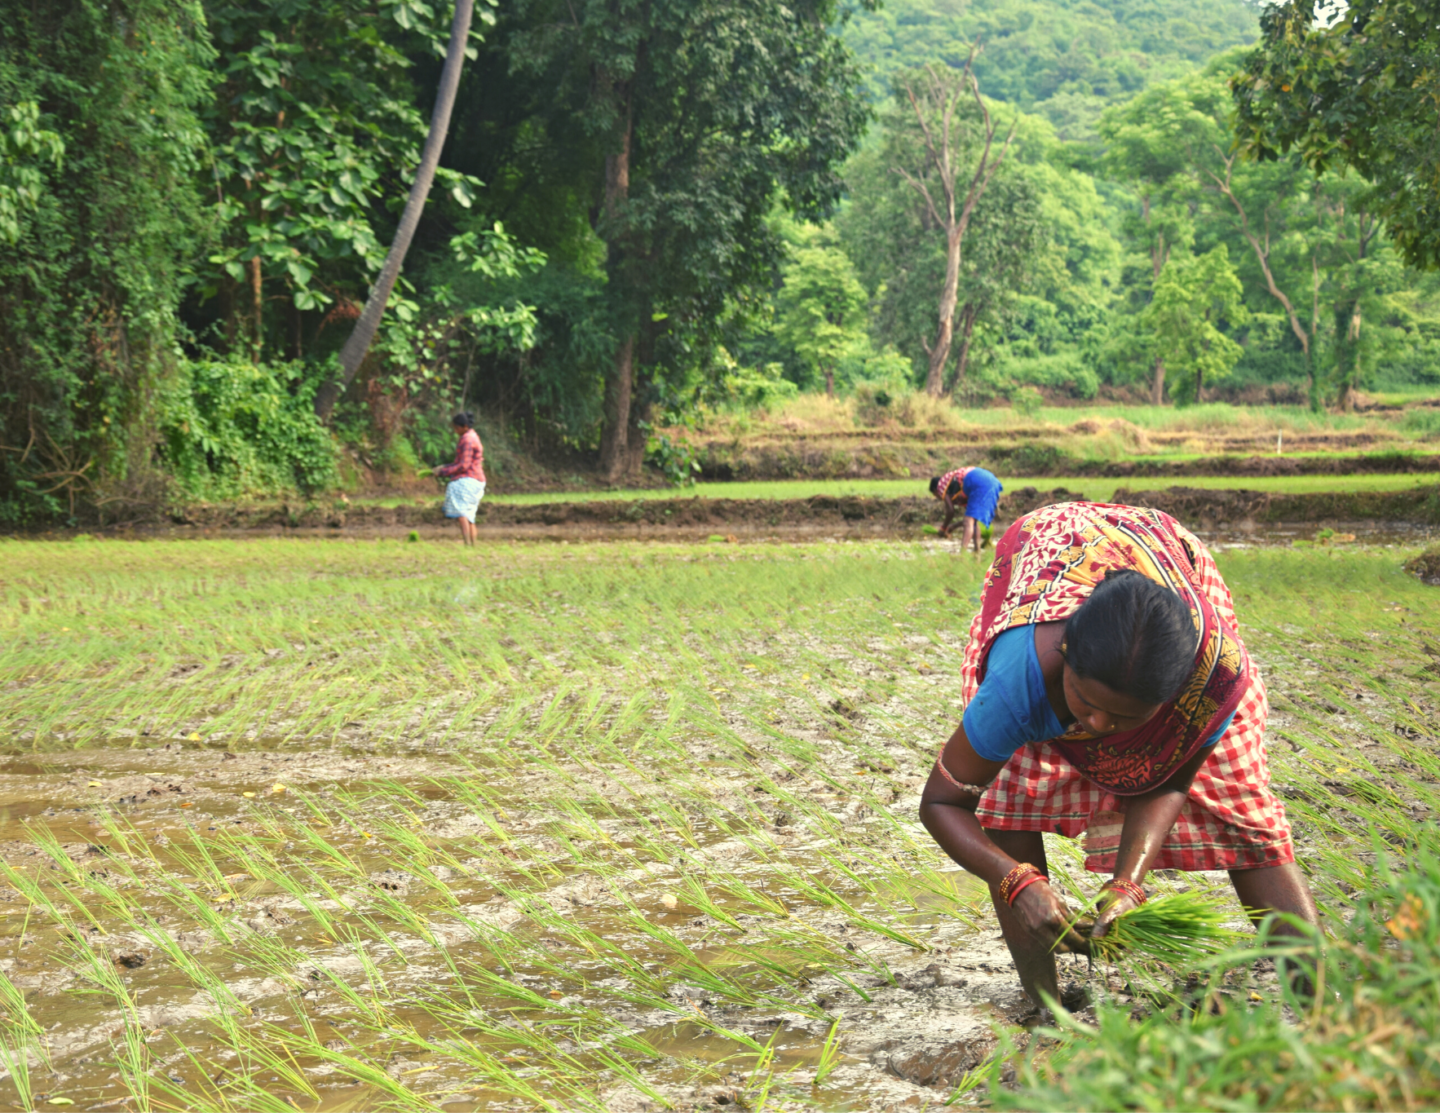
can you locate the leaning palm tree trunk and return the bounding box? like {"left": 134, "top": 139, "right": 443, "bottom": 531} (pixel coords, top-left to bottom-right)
{"left": 314, "top": 0, "right": 475, "bottom": 421}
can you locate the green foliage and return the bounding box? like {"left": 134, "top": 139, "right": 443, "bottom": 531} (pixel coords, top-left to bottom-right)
{"left": 999, "top": 833, "right": 1440, "bottom": 1111}
{"left": 0, "top": 0, "right": 213, "bottom": 523}
{"left": 368, "top": 225, "right": 545, "bottom": 405}
{"left": 987, "top": 348, "right": 1100, "bottom": 401}
{"left": 706, "top": 356, "right": 801, "bottom": 412}
{"left": 1233, "top": 0, "right": 1440, "bottom": 271}
{"left": 840, "top": 84, "right": 1064, "bottom": 391}
{"left": 842, "top": 0, "right": 1258, "bottom": 140}
{"left": 502, "top": 0, "right": 874, "bottom": 452}
{"left": 158, "top": 360, "right": 338, "bottom": 497}
{"left": 644, "top": 430, "right": 702, "bottom": 488}
{"left": 0, "top": 101, "right": 63, "bottom": 244}
{"left": 197, "top": 0, "right": 490, "bottom": 352}
{"left": 773, "top": 223, "right": 871, "bottom": 393}
{"left": 1144, "top": 245, "right": 1248, "bottom": 404}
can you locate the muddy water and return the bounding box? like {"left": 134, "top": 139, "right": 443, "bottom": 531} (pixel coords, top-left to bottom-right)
{"left": 0, "top": 748, "right": 1064, "bottom": 1111}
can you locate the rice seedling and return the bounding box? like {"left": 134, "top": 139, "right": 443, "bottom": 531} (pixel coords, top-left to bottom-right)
{"left": 0, "top": 536, "right": 1435, "bottom": 1109}
{"left": 1085, "top": 890, "right": 1245, "bottom": 967}
{"left": 812, "top": 1016, "right": 844, "bottom": 1085}
{"left": 0, "top": 1035, "right": 37, "bottom": 1113}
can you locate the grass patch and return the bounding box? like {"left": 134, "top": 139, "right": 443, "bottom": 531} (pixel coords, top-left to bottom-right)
{"left": 465, "top": 472, "right": 1440, "bottom": 506}
{"left": 1000, "top": 837, "right": 1440, "bottom": 1111}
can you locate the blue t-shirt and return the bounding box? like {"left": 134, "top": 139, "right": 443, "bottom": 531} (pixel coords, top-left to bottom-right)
{"left": 962, "top": 626, "right": 1234, "bottom": 763}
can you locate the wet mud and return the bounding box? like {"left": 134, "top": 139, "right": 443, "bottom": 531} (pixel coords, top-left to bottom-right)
{"left": 84, "top": 482, "right": 1440, "bottom": 543}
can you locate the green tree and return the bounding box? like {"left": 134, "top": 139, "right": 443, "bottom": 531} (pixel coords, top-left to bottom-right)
{"left": 1141, "top": 245, "right": 1247, "bottom": 405}
{"left": 317, "top": 0, "right": 482, "bottom": 421}
{"left": 0, "top": 0, "right": 213, "bottom": 521}
{"left": 773, "top": 225, "right": 869, "bottom": 397}
{"left": 1100, "top": 62, "right": 1365, "bottom": 408}
{"left": 841, "top": 104, "right": 1105, "bottom": 399}
{"left": 506, "top": 0, "right": 872, "bottom": 480}
{"left": 197, "top": 0, "right": 484, "bottom": 365}
{"left": 841, "top": 0, "right": 1258, "bottom": 141}
{"left": 1233, "top": 0, "right": 1440, "bottom": 270}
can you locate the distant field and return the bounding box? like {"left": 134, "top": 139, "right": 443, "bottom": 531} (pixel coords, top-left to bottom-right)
{"left": 472, "top": 472, "right": 1440, "bottom": 506}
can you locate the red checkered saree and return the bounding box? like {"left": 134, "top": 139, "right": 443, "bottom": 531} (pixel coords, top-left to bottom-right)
{"left": 958, "top": 502, "right": 1294, "bottom": 873}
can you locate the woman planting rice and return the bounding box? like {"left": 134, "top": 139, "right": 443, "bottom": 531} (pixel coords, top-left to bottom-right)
{"left": 919, "top": 501, "right": 1318, "bottom": 1007}
{"left": 432, "top": 413, "right": 486, "bottom": 546}
{"left": 930, "top": 467, "right": 1003, "bottom": 552}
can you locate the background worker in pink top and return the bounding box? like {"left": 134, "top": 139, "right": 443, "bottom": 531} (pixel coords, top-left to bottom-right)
{"left": 430, "top": 412, "right": 486, "bottom": 546}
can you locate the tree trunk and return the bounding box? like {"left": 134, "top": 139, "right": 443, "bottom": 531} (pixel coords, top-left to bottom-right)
{"left": 1338, "top": 300, "right": 1362, "bottom": 412}
{"left": 1150, "top": 357, "right": 1165, "bottom": 405}
{"left": 824, "top": 366, "right": 835, "bottom": 397}
{"left": 950, "top": 303, "right": 977, "bottom": 391}
{"left": 623, "top": 393, "right": 648, "bottom": 479}
{"left": 599, "top": 334, "right": 634, "bottom": 482}
{"left": 596, "top": 88, "right": 635, "bottom": 482}
{"left": 1195, "top": 365, "right": 1204, "bottom": 404}
{"left": 313, "top": 0, "right": 475, "bottom": 421}
{"left": 925, "top": 227, "right": 962, "bottom": 395}
{"left": 898, "top": 62, "right": 1014, "bottom": 400}
{"left": 249, "top": 256, "right": 263, "bottom": 364}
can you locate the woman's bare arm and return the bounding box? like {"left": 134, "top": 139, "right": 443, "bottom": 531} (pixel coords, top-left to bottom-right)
{"left": 1091, "top": 743, "right": 1213, "bottom": 937}
{"left": 920, "top": 724, "right": 1089, "bottom": 953}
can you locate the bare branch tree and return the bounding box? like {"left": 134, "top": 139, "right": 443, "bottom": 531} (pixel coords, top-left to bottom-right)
{"left": 894, "top": 49, "right": 1015, "bottom": 397}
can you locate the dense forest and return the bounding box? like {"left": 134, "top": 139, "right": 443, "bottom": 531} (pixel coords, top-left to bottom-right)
{"left": 1, "top": 0, "right": 1437, "bottom": 520}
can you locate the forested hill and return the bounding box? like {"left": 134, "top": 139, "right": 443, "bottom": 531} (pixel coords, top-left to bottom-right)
{"left": 841, "top": 0, "right": 1257, "bottom": 137}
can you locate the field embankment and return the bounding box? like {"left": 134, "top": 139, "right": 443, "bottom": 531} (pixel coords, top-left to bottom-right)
{"left": 682, "top": 398, "right": 1440, "bottom": 483}
{"left": 156, "top": 482, "right": 1440, "bottom": 540}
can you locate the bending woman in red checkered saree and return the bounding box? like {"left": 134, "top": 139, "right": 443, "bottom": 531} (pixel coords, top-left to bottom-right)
{"left": 919, "top": 501, "right": 1319, "bottom": 1008}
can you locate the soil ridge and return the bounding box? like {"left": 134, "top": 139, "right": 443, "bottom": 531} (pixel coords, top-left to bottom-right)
{"left": 139, "top": 484, "right": 1440, "bottom": 536}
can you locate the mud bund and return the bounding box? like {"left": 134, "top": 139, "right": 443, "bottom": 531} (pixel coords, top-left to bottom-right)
{"left": 166, "top": 485, "right": 1440, "bottom": 539}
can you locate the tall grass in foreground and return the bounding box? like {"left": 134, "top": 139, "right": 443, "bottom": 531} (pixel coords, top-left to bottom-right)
{"left": 999, "top": 832, "right": 1440, "bottom": 1112}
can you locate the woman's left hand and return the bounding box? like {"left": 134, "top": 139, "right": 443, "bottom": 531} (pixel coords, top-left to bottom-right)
{"left": 1089, "top": 885, "right": 1142, "bottom": 942}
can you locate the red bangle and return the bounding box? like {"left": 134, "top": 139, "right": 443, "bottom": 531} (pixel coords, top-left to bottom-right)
{"left": 1006, "top": 871, "right": 1048, "bottom": 906}
{"left": 1101, "top": 878, "right": 1147, "bottom": 906}
{"left": 998, "top": 862, "right": 1047, "bottom": 906}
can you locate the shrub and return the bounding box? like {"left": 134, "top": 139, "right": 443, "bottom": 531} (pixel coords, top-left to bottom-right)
{"left": 852, "top": 382, "right": 897, "bottom": 426}
{"left": 1401, "top": 408, "right": 1440, "bottom": 439}
{"left": 158, "top": 359, "right": 337, "bottom": 498}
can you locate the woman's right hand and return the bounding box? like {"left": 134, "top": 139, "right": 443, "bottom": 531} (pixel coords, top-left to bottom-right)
{"left": 1010, "top": 880, "right": 1090, "bottom": 956}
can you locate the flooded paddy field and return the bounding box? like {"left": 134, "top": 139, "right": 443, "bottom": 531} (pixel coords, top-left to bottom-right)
{"left": 0, "top": 537, "right": 1437, "bottom": 1110}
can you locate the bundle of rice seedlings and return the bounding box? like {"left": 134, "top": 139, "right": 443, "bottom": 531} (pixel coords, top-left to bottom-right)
{"left": 1088, "top": 890, "right": 1244, "bottom": 967}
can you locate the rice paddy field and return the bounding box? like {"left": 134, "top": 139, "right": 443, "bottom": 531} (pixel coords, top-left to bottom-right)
{"left": 1, "top": 533, "right": 1438, "bottom": 1110}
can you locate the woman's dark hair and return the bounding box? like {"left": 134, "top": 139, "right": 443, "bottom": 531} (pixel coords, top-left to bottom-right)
{"left": 1063, "top": 569, "right": 1198, "bottom": 705}
{"left": 452, "top": 412, "right": 474, "bottom": 429}
{"left": 928, "top": 476, "right": 941, "bottom": 495}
